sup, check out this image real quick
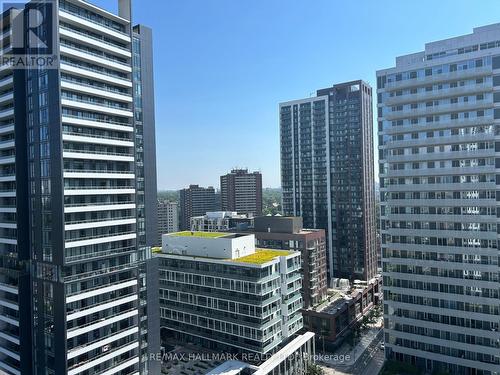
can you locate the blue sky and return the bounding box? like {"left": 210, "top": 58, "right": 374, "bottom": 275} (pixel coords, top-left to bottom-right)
{"left": 94, "top": 0, "right": 500, "bottom": 189}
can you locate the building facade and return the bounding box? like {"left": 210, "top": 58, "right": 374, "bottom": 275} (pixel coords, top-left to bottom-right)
{"left": 220, "top": 168, "right": 263, "bottom": 216}
{"left": 157, "top": 201, "right": 178, "bottom": 244}
{"left": 156, "top": 232, "right": 303, "bottom": 355}
{"left": 378, "top": 24, "right": 500, "bottom": 374}
{"left": 245, "top": 216, "right": 328, "bottom": 309}
{"left": 280, "top": 80, "right": 377, "bottom": 281}
{"left": 0, "top": 0, "right": 159, "bottom": 374}
{"left": 190, "top": 211, "right": 249, "bottom": 232}
{"left": 179, "top": 184, "right": 216, "bottom": 230}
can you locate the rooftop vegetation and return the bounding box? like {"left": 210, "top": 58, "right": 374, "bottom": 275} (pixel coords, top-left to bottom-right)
{"left": 172, "top": 231, "right": 228, "bottom": 238}
{"left": 232, "top": 249, "right": 292, "bottom": 265}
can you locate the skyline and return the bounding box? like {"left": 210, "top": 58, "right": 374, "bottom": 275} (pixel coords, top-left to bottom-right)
{"left": 95, "top": 1, "right": 500, "bottom": 189}
{"left": 2, "top": 1, "right": 500, "bottom": 374}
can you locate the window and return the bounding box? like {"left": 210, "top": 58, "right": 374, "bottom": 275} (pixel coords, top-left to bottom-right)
{"left": 493, "top": 56, "right": 500, "bottom": 70}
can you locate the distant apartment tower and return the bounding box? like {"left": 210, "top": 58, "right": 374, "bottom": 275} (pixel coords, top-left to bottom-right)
{"left": 0, "top": 0, "right": 159, "bottom": 374}
{"left": 221, "top": 168, "right": 263, "bottom": 216}
{"left": 157, "top": 201, "right": 178, "bottom": 243}
{"left": 280, "top": 80, "right": 377, "bottom": 281}
{"left": 156, "top": 232, "right": 303, "bottom": 354}
{"left": 242, "top": 216, "right": 328, "bottom": 309}
{"left": 179, "top": 184, "right": 216, "bottom": 230}
{"left": 378, "top": 24, "right": 500, "bottom": 374}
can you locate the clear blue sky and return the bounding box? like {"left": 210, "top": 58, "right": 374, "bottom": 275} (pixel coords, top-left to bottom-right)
{"left": 94, "top": 0, "right": 500, "bottom": 190}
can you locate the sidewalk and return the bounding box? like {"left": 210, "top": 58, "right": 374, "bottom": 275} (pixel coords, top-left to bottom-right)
{"left": 318, "top": 318, "right": 383, "bottom": 368}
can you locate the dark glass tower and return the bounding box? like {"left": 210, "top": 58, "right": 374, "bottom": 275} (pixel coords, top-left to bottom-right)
{"left": 279, "top": 80, "right": 377, "bottom": 281}
{"left": 0, "top": 1, "right": 159, "bottom": 373}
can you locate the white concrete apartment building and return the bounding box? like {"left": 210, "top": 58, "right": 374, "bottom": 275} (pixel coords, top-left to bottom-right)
{"left": 189, "top": 211, "right": 247, "bottom": 232}
{"left": 155, "top": 231, "right": 303, "bottom": 355}
{"left": 378, "top": 24, "right": 500, "bottom": 375}
{"left": 157, "top": 201, "right": 178, "bottom": 244}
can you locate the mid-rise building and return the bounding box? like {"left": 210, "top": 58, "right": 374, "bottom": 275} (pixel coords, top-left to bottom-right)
{"left": 0, "top": 0, "right": 159, "bottom": 373}
{"left": 157, "top": 200, "right": 178, "bottom": 244}
{"left": 156, "top": 231, "right": 303, "bottom": 355}
{"left": 240, "top": 216, "right": 328, "bottom": 309}
{"left": 190, "top": 210, "right": 250, "bottom": 232}
{"left": 220, "top": 168, "right": 263, "bottom": 216}
{"left": 378, "top": 24, "right": 500, "bottom": 374}
{"left": 179, "top": 184, "right": 216, "bottom": 230}
{"left": 302, "top": 278, "right": 381, "bottom": 350}
{"left": 280, "top": 81, "right": 377, "bottom": 281}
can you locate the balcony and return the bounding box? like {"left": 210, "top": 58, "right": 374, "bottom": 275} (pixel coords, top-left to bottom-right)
{"left": 59, "top": 26, "right": 131, "bottom": 58}
{"left": 66, "top": 278, "right": 137, "bottom": 302}
{"left": 64, "top": 262, "right": 138, "bottom": 283}
{"left": 63, "top": 150, "right": 134, "bottom": 162}
{"left": 60, "top": 61, "right": 132, "bottom": 88}
{"left": 63, "top": 169, "right": 135, "bottom": 180}
{"left": 62, "top": 132, "right": 134, "bottom": 147}
{"left": 64, "top": 201, "right": 135, "bottom": 213}
{"left": 64, "top": 232, "right": 137, "bottom": 249}
{"left": 384, "top": 101, "right": 492, "bottom": 120}
{"left": 380, "top": 117, "right": 493, "bottom": 135}
{"left": 64, "top": 217, "right": 136, "bottom": 231}
{"left": 63, "top": 186, "right": 135, "bottom": 196}
{"left": 61, "top": 79, "right": 132, "bottom": 103}
{"left": 384, "top": 67, "right": 491, "bottom": 90}
{"left": 384, "top": 82, "right": 493, "bottom": 105}
{"left": 61, "top": 97, "right": 133, "bottom": 118}
{"left": 67, "top": 326, "right": 138, "bottom": 360}
{"left": 58, "top": 10, "right": 130, "bottom": 43}
{"left": 66, "top": 308, "right": 138, "bottom": 339}
{"left": 62, "top": 114, "right": 133, "bottom": 133}
{"left": 60, "top": 44, "right": 131, "bottom": 73}
{"left": 65, "top": 245, "right": 136, "bottom": 264}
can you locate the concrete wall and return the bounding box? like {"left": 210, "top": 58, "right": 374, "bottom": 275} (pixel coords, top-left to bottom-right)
{"left": 162, "top": 234, "right": 256, "bottom": 259}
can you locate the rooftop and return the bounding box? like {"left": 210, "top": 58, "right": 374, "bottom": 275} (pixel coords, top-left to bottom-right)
{"left": 171, "top": 231, "right": 228, "bottom": 239}
{"left": 231, "top": 249, "right": 292, "bottom": 265}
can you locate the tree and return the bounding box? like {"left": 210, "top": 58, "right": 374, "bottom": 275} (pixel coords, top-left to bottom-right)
{"left": 306, "top": 363, "right": 324, "bottom": 375}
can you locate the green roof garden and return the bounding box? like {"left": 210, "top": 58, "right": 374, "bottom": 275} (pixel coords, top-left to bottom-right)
{"left": 171, "top": 231, "right": 228, "bottom": 239}
{"left": 232, "top": 249, "right": 292, "bottom": 265}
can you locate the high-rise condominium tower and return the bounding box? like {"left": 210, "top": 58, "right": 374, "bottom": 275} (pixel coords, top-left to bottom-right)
{"left": 179, "top": 184, "right": 216, "bottom": 230}
{"left": 280, "top": 80, "right": 377, "bottom": 281}
{"left": 220, "top": 168, "right": 263, "bottom": 216}
{"left": 378, "top": 24, "right": 500, "bottom": 374}
{"left": 0, "top": 0, "right": 159, "bottom": 374}
{"left": 157, "top": 200, "right": 179, "bottom": 244}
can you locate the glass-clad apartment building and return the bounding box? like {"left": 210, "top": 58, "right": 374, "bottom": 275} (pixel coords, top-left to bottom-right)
{"left": 279, "top": 80, "right": 377, "bottom": 281}
{"left": 0, "top": 0, "right": 159, "bottom": 374}
{"left": 378, "top": 23, "right": 500, "bottom": 374}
